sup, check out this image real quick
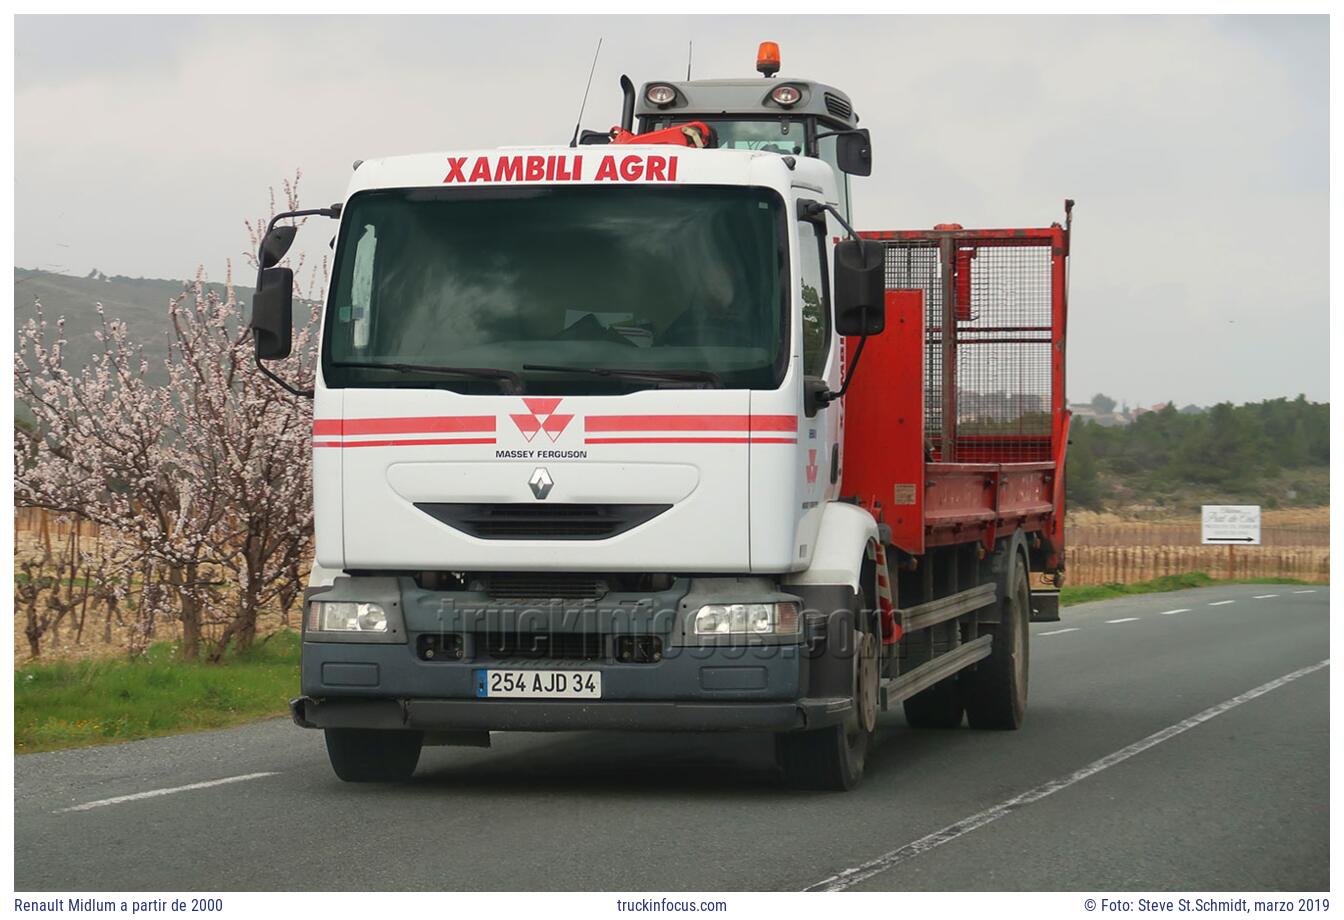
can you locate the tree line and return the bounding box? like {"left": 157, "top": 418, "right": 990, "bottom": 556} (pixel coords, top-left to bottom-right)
{"left": 1066, "top": 395, "right": 1329, "bottom": 510}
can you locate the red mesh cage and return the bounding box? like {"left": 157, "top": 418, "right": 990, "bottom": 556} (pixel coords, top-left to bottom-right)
{"left": 865, "top": 228, "right": 1066, "bottom": 465}
{"left": 845, "top": 220, "right": 1071, "bottom": 569}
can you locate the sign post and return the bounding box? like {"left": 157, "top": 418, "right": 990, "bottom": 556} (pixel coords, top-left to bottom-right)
{"left": 1201, "top": 505, "right": 1261, "bottom": 581}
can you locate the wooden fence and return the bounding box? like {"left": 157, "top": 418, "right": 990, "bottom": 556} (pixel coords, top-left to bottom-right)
{"left": 1067, "top": 543, "right": 1329, "bottom": 585}
{"left": 15, "top": 507, "right": 101, "bottom": 542}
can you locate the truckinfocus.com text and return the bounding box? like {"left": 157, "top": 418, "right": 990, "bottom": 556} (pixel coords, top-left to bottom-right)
{"left": 615, "top": 898, "right": 729, "bottom": 912}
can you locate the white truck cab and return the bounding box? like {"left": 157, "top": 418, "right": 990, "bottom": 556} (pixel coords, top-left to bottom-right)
{"left": 251, "top": 54, "right": 901, "bottom": 790}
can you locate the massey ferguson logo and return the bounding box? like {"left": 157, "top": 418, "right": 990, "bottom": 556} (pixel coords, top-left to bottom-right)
{"left": 510, "top": 398, "right": 573, "bottom": 443}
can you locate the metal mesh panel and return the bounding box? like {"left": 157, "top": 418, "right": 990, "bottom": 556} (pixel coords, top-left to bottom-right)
{"left": 954, "top": 243, "right": 1053, "bottom": 462}
{"left": 881, "top": 237, "right": 1055, "bottom": 463}
{"left": 882, "top": 242, "right": 944, "bottom": 446}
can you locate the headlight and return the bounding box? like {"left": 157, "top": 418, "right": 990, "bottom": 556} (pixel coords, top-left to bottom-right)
{"left": 645, "top": 83, "right": 678, "bottom": 106}
{"left": 770, "top": 84, "right": 802, "bottom": 106}
{"left": 693, "top": 602, "right": 800, "bottom": 636}
{"left": 307, "top": 600, "right": 389, "bottom": 633}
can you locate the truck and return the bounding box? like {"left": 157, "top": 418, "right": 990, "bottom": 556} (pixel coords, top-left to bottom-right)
{"left": 250, "top": 42, "right": 1073, "bottom": 791}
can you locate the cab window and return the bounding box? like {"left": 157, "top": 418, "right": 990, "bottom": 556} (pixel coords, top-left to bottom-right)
{"left": 798, "top": 219, "right": 831, "bottom": 377}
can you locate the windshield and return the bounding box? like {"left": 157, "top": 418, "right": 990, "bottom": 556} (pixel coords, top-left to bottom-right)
{"left": 698, "top": 119, "right": 805, "bottom": 156}
{"left": 322, "top": 185, "right": 787, "bottom": 395}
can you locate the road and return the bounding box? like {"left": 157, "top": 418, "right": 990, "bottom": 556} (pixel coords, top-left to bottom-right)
{"left": 15, "top": 583, "right": 1329, "bottom": 892}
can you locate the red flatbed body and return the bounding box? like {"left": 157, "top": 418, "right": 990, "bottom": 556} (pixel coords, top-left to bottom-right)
{"left": 842, "top": 218, "right": 1072, "bottom": 574}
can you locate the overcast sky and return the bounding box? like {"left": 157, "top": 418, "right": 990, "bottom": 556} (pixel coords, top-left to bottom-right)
{"left": 14, "top": 14, "right": 1328, "bottom": 407}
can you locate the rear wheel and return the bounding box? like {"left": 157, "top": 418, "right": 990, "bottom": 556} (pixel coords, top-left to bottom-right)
{"left": 963, "top": 547, "right": 1030, "bottom": 730}
{"left": 778, "top": 620, "right": 880, "bottom": 791}
{"left": 324, "top": 728, "right": 423, "bottom": 782}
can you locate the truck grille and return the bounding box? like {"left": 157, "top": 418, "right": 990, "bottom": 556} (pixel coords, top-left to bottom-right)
{"left": 416, "top": 503, "right": 671, "bottom": 541}
{"left": 477, "top": 630, "right": 605, "bottom": 661}
{"left": 484, "top": 572, "right": 607, "bottom": 599}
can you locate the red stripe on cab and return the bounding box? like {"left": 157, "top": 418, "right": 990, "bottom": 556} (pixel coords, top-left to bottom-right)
{"left": 585, "top": 414, "right": 797, "bottom": 432}
{"left": 311, "top": 416, "right": 496, "bottom": 436}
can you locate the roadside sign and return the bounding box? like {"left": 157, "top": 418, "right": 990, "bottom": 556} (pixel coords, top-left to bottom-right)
{"left": 1201, "top": 505, "right": 1261, "bottom": 545}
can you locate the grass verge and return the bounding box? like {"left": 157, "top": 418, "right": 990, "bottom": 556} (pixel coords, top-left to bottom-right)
{"left": 1060, "top": 572, "right": 1314, "bottom": 606}
{"left": 15, "top": 631, "right": 300, "bottom": 754}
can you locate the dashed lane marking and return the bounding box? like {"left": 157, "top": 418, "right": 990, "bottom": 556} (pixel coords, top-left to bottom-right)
{"left": 54, "top": 772, "right": 280, "bottom": 814}
{"left": 1105, "top": 617, "right": 1140, "bottom": 624}
{"left": 1293, "top": 590, "right": 1317, "bottom": 595}
{"left": 1209, "top": 600, "right": 1236, "bottom": 607}
{"left": 1253, "top": 594, "right": 1279, "bottom": 599}
{"left": 1159, "top": 608, "right": 1191, "bottom": 616}
{"left": 805, "top": 659, "right": 1330, "bottom": 892}
{"left": 1037, "top": 628, "right": 1079, "bottom": 636}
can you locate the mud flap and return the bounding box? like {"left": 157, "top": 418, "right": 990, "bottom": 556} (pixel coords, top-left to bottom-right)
{"left": 1030, "top": 588, "right": 1061, "bottom": 622}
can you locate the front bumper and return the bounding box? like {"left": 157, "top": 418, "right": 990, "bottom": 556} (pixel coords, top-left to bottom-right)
{"left": 290, "top": 694, "right": 853, "bottom": 733}
{"left": 298, "top": 574, "right": 836, "bottom": 733}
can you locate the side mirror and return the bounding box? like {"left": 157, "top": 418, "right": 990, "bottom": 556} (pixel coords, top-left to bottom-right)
{"left": 833, "top": 239, "right": 885, "bottom": 336}
{"left": 251, "top": 267, "right": 295, "bottom": 360}
{"left": 259, "top": 225, "right": 297, "bottom": 270}
{"left": 836, "top": 129, "right": 872, "bottom": 177}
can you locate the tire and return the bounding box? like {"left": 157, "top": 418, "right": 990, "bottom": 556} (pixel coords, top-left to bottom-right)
{"left": 324, "top": 728, "right": 423, "bottom": 782}
{"left": 902, "top": 677, "right": 964, "bottom": 729}
{"left": 778, "top": 622, "right": 880, "bottom": 791}
{"left": 963, "top": 546, "right": 1030, "bottom": 730}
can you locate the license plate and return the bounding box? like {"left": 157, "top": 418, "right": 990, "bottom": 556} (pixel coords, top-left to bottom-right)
{"left": 475, "top": 668, "right": 602, "bottom": 699}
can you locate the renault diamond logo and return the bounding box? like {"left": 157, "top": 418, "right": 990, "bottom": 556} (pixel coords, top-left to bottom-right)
{"left": 529, "top": 467, "right": 554, "bottom": 500}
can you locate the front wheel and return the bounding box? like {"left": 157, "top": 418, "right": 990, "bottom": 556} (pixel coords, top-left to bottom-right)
{"left": 778, "top": 625, "right": 879, "bottom": 790}
{"left": 324, "top": 728, "right": 423, "bottom": 782}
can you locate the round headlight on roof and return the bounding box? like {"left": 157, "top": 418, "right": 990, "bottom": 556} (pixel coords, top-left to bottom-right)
{"left": 645, "top": 84, "right": 677, "bottom": 107}
{"left": 770, "top": 84, "right": 802, "bottom": 107}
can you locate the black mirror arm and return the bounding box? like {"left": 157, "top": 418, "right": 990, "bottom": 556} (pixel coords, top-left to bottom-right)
{"left": 252, "top": 204, "right": 340, "bottom": 400}
{"left": 798, "top": 199, "right": 871, "bottom": 408}
{"left": 254, "top": 204, "right": 343, "bottom": 287}
{"left": 816, "top": 332, "right": 866, "bottom": 407}
{"left": 255, "top": 353, "right": 313, "bottom": 399}
{"left": 799, "top": 199, "right": 860, "bottom": 241}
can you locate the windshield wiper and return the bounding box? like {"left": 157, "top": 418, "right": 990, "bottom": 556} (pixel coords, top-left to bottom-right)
{"left": 332, "top": 361, "right": 522, "bottom": 394}
{"left": 523, "top": 364, "right": 724, "bottom": 388}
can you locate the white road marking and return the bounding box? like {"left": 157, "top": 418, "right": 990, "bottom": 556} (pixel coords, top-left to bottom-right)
{"left": 1037, "top": 628, "right": 1079, "bottom": 636}
{"left": 54, "top": 772, "right": 279, "bottom": 814}
{"left": 1209, "top": 600, "right": 1236, "bottom": 607}
{"left": 1105, "top": 617, "right": 1139, "bottom": 624}
{"left": 1253, "top": 594, "right": 1279, "bottom": 599}
{"left": 805, "top": 659, "right": 1330, "bottom": 892}
{"left": 1293, "top": 590, "right": 1317, "bottom": 595}
{"left": 1159, "top": 608, "right": 1191, "bottom": 616}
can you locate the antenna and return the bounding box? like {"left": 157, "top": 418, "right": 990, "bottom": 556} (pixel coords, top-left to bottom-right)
{"left": 686, "top": 41, "right": 693, "bottom": 80}
{"left": 569, "top": 38, "right": 603, "bottom": 148}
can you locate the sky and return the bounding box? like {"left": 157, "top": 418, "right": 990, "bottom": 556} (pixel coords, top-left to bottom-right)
{"left": 13, "top": 14, "right": 1329, "bottom": 407}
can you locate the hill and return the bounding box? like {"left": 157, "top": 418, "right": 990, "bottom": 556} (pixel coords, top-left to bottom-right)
{"left": 14, "top": 268, "right": 254, "bottom": 386}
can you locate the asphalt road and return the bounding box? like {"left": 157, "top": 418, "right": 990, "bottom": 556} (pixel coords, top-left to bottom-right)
{"left": 15, "top": 583, "right": 1329, "bottom": 892}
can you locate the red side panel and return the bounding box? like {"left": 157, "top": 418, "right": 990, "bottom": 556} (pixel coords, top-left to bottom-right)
{"left": 848, "top": 218, "right": 1071, "bottom": 571}
{"left": 841, "top": 290, "right": 926, "bottom": 555}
